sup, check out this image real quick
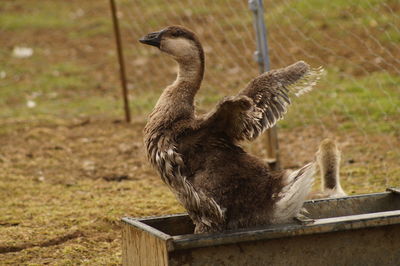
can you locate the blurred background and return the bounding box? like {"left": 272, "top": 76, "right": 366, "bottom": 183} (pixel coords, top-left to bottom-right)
{"left": 0, "top": 0, "right": 399, "bottom": 264}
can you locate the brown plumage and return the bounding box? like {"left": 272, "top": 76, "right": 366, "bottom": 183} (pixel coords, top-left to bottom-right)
{"left": 139, "top": 25, "right": 324, "bottom": 233}
{"left": 309, "top": 139, "right": 347, "bottom": 199}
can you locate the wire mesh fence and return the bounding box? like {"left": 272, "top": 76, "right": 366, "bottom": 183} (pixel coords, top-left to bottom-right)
{"left": 0, "top": 0, "right": 400, "bottom": 192}
{"left": 112, "top": 0, "right": 399, "bottom": 192}
{"left": 118, "top": 0, "right": 257, "bottom": 108}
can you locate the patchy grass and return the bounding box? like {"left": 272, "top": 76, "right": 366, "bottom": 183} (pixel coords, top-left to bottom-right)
{"left": 0, "top": 0, "right": 399, "bottom": 264}
{"left": 0, "top": 119, "right": 184, "bottom": 265}
{"left": 0, "top": 2, "right": 74, "bottom": 31}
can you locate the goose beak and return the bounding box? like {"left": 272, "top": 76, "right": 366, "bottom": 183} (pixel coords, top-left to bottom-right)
{"left": 139, "top": 31, "right": 162, "bottom": 48}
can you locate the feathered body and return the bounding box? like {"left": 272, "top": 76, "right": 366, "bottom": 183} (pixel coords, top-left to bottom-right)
{"left": 141, "top": 26, "right": 323, "bottom": 233}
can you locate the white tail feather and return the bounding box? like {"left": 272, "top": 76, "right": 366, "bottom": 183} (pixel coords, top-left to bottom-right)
{"left": 272, "top": 162, "right": 316, "bottom": 223}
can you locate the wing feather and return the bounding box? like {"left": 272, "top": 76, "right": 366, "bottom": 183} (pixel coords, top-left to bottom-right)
{"left": 199, "top": 61, "right": 324, "bottom": 142}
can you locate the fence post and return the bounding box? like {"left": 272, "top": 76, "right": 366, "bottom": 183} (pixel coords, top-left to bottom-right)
{"left": 249, "top": 0, "right": 280, "bottom": 170}
{"left": 110, "top": 0, "right": 131, "bottom": 123}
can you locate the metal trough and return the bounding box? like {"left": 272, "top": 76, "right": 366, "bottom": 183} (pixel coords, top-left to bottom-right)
{"left": 122, "top": 188, "right": 400, "bottom": 265}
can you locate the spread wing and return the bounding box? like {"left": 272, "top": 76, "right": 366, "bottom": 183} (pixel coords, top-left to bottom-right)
{"left": 199, "top": 61, "right": 324, "bottom": 141}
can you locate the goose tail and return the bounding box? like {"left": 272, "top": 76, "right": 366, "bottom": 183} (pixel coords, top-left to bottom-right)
{"left": 272, "top": 162, "right": 316, "bottom": 223}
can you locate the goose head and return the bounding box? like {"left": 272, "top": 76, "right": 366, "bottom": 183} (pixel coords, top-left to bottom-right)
{"left": 139, "top": 25, "right": 203, "bottom": 63}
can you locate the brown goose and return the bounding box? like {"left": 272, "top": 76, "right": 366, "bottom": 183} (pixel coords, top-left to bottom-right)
{"left": 139, "top": 25, "right": 324, "bottom": 233}
{"left": 309, "top": 139, "right": 347, "bottom": 199}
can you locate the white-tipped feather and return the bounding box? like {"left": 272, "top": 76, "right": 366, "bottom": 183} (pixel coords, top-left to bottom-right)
{"left": 237, "top": 62, "right": 325, "bottom": 141}
{"left": 293, "top": 66, "right": 325, "bottom": 97}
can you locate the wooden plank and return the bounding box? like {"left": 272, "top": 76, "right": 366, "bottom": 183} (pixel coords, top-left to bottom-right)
{"left": 122, "top": 222, "right": 169, "bottom": 266}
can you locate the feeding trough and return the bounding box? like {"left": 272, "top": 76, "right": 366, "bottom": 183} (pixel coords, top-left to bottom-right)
{"left": 122, "top": 188, "right": 400, "bottom": 265}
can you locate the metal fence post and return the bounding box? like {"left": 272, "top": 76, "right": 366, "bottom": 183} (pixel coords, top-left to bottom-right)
{"left": 110, "top": 0, "right": 131, "bottom": 123}
{"left": 249, "top": 0, "right": 280, "bottom": 170}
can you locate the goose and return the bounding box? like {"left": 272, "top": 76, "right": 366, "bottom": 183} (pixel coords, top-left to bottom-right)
{"left": 139, "top": 25, "right": 324, "bottom": 233}
{"left": 309, "top": 139, "right": 347, "bottom": 199}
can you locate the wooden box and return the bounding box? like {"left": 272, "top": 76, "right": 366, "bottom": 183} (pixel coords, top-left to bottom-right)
{"left": 122, "top": 188, "right": 400, "bottom": 266}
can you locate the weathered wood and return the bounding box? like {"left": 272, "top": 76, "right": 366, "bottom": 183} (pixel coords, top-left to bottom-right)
{"left": 122, "top": 190, "right": 400, "bottom": 265}
{"left": 122, "top": 222, "right": 169, "bottom": 266}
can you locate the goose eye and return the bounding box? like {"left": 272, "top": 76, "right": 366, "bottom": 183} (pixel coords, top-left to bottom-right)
{"left": 171, "top": 30, "right": 183, "bottom": 38}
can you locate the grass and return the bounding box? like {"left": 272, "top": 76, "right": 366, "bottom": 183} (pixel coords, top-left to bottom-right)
{"left": 280, "top": 70, "right": 400, "bottom": 134}
{"left": 0, "top": 0, "right": 399, "bottom": 264}
{"left": 0, "top": 173, "right": 182, "bottom": 264}
{"left": 0, "top": 7, "right": 72, "bottom": 31}
{"left": 274, "top": 0, "right": 400, "bottom": 42}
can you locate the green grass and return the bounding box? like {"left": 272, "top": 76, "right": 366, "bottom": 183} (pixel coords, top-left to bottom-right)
{"left": 0, "top": 56, "right": 120, "bottom": 118}
{"left": 269, "top": 0, "right": 400, "bottom": 43}
{"left": 280, "top": 70, "right": 400, "bottom": 134}
{"left": 0, "top": 173, "right": 182, "bottom": 265}
{"left": 0, "top": 1, "right": 75, "bottom": 31}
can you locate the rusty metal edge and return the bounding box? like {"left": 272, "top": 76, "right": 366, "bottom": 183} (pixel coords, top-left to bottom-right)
{"left": 171, "top": 210, "right": 400, "bottom": 251}
{"left": 139, "top": 213, "right": 188, "bottom": 222}
{"left": 304, "top": 190, "right": 392, "bottom": 204}
{"left": 387, "top": 187, "right": 400, "bottom": 195}
{"left": 122, "top": 217, "right": 173, "bottom": 242}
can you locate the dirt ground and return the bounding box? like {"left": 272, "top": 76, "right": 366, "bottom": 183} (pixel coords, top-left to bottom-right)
{"left": 1, "top": 115, "right": 398, "bottom": 264}
{"left": 0, "top": 0, "right": 399, "bottom": 264}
